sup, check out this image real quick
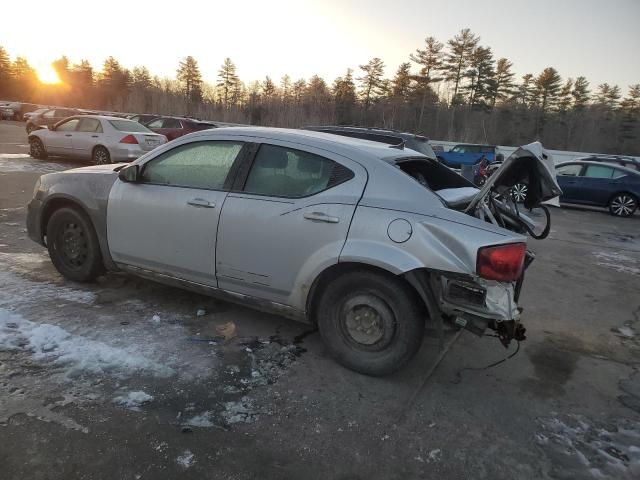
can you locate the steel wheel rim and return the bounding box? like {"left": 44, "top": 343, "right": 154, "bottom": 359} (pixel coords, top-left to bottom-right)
{"left": 340, "top": 294, "right": 396, "bottom": 350}
{"left": 512, "top": 183, "right": 528, "bottom": 202}
{"left": 611, "top": 195, "right": 635, "bottom": 216}
{"left": 30, "top": 139, "right": 42, "bottom": 157}
{"left": 56, "top": 222, "right": 88, "bottom": 269}
{"left": 94, "top": 149, "right": 109, "bottom": 165}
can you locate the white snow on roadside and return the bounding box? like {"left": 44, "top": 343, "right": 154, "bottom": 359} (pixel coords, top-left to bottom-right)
{"left": 0, "top": 308, "right": 174, "bottom": 378}
{"left": 592, "top": 251, "right": 640, "bottom": 276}
{"left": 536, "top": 414, "right": 640, "bottom": 480}
{"left": 0, "top": 155, "right": 69, "bottom": 173}
{"left": 176, "top": 450, "right": 195, "bottom": 469}
{"left": 113, "top": 391, "right": 154, "bottom": 411}
{"left": 184, "top": 411, "right": 215, "bottom": 428}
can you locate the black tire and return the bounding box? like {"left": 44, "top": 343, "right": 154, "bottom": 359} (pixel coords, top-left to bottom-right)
{"left": 29, "top": 137, "right": 47, "bottom": 159}
{"left": 316, "top": 270, "right": 425, "bottom": 376}
{"left": 46, "top": 207, "right": 104, "bottom": 282}
{"left": 608, "top": 193, "right": 637, "bottom": 217}
{"left": 92, "top": 146, "right": 111, "bottom": 165}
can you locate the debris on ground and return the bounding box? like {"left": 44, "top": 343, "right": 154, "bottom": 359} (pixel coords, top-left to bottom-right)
{"left": 427, "top": 449, "right": 442, "bottom": 463}
{"left": 215, "top": 321, "right": 236, "bottom": 340}
{"left": 221, "top": 397, "right": 256, "bottom": 425}
{"left": 151, "top": 315, "right": 161, "bottom": 324}
{"left": 196, "top": 309, "right": 206, "bottom": 317}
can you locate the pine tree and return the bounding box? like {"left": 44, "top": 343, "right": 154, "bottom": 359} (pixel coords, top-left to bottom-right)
{"left": 463, "top": 45, "right": 495, "bottom": 108}
{"left": 442, "top": 28, "right": 479, "bottom": 102}
{"left": 514, "top": 74, "right": 535, "bottom": 107}
{"left": 262, "top": 76, "right": 276, "bottom": 99}
{"left": 52, "top": 56, "right": 70, "bottom": 84}
{"left": 618, "top": 84, "right": 640, "bottom": 149}
{"left": 280, "top": 74, "right": 292, "bottom": 102}
{"left": 292, "top": 79, "right": 306, "bottom": 103}
{"left": 12, "top": 57, "right": 37, "bottom": 101}
{"left": 594, "top": 83, "right": 621, "bottom": 109}
{"left": 217, "top": 57, "right": 239, "bottom": 108}
{"left": 533, "top": 67, "right": 562, "bottom": 112}
{"left": 391, "top": 62, "right": 412, "bottom": 100}
{"left": 357, "top": 57, "right": 385, "bottom": 111}
{"left": 410, "top": 37, "right": 443, "bottom": 127}
{"left": 176, "top": 56, "right": 203, "bottom": 113}
{"left": 571, "top": 76, "right": 590, "bottom": 110}
{"left": 557, "top": 78, "right": 574, "bottom": 113}
{"left": 0, "top": 46, "right": 11, "bottom": 97}
{"left": 490, "top": 58, "right": 515, "bottom": 107}
{"left": 333, "top": 69, "right": 357, "bottom": 125}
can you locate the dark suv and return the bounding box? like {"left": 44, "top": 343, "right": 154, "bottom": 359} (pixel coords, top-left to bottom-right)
{"left": 575, "top": 155, "right": 640, "bottom": 172}
{"left": 303, "top": 126, "right": 437, "bottom": 160}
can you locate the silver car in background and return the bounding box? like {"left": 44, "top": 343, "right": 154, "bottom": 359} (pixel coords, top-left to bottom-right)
{"left": 28, "top": 115, "right": 167, "bottom": 164}
{"left": 26, "top": 127, "right": 560, "bottom": 375}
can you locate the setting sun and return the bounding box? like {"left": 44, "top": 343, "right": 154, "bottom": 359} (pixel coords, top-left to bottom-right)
{"left": 36, "top": 64, "right": 61, "bottom": 84}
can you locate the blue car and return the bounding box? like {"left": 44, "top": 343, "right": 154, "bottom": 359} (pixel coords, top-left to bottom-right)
{"left": 437, "top": 144, "right": 503, "bottom": 168}
{"left": 555, "top": 161, "right": 640, "bottom": 217}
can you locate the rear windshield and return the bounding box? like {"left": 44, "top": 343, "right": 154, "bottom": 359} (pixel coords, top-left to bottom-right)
{"left": 191, "top": 122, "right": 218, "bottom": 131}
{"left": 109, "top": 120, "right": 153, "bottom": 133}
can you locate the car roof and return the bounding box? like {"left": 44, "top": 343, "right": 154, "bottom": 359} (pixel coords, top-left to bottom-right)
{"left": 454, "top": 143, "right": 497, "bottom": 148}
{"left": 185, "top": 126, "right": 429, "bottom": 162}
{"left": 304, "top": 125, "right": 429, "bottom": 141}
{"left": 557, "top": 160, "right": 640, "bottom": 176}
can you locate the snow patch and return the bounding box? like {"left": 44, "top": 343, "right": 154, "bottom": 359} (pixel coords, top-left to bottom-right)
{"left": 176, "top": 450, "right": 195, "bottom": 469}
{"left": 0, "top": 308, "right": 174, "bottom": 378}
{"left": 184, "top": 411, "right": 215, "bottom": 428}
{"left": 592, "top": 251, "right": 640, "bottom": 276}
{"left": 221, "top": 397, "right": 257, "bottom": 425}
{"left": 113, "top": 391, "right": 154, "bottom": 410}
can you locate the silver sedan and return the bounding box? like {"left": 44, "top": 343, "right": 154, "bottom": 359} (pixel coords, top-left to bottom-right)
{"left": 28, "top": 115, "right": 167, "bottom": 164}
{"left": 26, "top": 127, "right": 560, "bottom": 375}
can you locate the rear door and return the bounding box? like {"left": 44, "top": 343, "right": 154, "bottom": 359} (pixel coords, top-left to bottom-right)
{"left": 47, "top": 117, "right": 80, "bottom": 156}
{"left": 147, "top": 117, "right": 183, "bottom": 140}
{"left": 72, "top": 117, "right": 104, "bottom": 158}
{"left": 556, "top": 163, "right": 584, "bottom": 202}
{"left": 580, "top": 165, "right": 619, "bottom": 206}
{"left": 215, "top": 141, "right": 366, "bottom": 307}
{"left": 107, "top": 140, "right": 247, "bottom": 285}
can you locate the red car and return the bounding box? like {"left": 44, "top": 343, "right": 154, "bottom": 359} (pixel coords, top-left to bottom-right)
{"left": 144, "top": 116, "right": 218, "bottom": 141}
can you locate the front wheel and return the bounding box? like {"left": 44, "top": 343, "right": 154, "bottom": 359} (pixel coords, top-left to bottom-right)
{"left": 92, "top": 146, "right": 111, "bottom": 165}
{"left": 316, "top": 271, "right": 425, "bottom": 376}
{"left": 511, "top": 183, "right": 528, "bottom": 203}
{"left": 46, "top": 207, "right": 105, "bottom": 282}
{"left": 609, "top": 193, "right": 637, "bottom": 217}
{"left": 29, "top": 137, "right": 47, "bottom": 159}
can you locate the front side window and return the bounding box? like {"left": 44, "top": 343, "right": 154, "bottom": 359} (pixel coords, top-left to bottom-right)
{"left": 243, "top": 144, "right": 352, "bottom": 198}
{"left": 584, "top": 165, "right": 614, "bottom": 179}
{"left": 56, "top": 118, "right": 80, "bottom": 132}
{"left": 451, "top": 146, "right": 465, "bottom": 153}
{"left": 556, "top": 164, "right": 582, "bottom": 176}
{"left": 43, "top": 110, "right": 55, "bottom": 118}
{"left": 78, "top": 118, "right": 103, "bottom": 133}
{"left": 142, "top": 141, "right": 243, "bottom": 190}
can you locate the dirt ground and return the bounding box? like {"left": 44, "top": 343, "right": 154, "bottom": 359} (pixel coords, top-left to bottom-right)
{"left": 1, "top": 120, "right": 639, "bottom": 480}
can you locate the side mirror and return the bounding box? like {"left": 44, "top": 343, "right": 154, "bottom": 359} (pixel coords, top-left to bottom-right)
{"left": 118, "top": 165, "right": 140, "bottom": 183}
{"left": 48, "top": 125, "right": 55, "bottom": 131}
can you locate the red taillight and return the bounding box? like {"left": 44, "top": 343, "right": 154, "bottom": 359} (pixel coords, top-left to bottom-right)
{"left": 119, "top": 134, "right": 138, "bottom": 144}
{"left": 477, "top": 243, "right": 526, "bottom": 282}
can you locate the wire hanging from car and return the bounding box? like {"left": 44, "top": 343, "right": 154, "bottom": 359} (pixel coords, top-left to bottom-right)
{"left": 451, "top": 340, "right": 521, "bottom": 384}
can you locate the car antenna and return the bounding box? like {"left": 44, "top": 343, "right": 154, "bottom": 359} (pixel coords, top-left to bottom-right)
{"left": 389, "top": 140, "right": 405, "bottom": 150}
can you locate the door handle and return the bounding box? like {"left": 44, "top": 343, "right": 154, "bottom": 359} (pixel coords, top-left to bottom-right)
{"left": 91, "top": 135, "right": 99, "bottom": 138}
{"left": 187, "top": 198, "right": 215, "bottom": 208}
{"left": 303, "top": 212, "right": 339, "bottom": 223}
{"left": 65, "top": 134, "right": 72, "bottom": 137}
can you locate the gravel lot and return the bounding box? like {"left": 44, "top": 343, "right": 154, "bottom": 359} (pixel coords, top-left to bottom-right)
{"left": 1, "top": 120, "right": 639, "bottom": 479}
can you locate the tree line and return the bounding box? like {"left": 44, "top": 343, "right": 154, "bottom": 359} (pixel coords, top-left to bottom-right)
{"left": 1, "top": 29, "right": 639, "bottom": 154}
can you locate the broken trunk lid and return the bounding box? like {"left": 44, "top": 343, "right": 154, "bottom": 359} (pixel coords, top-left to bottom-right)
{"left": 465, "top": 141, "right": 563, "bottom": 213}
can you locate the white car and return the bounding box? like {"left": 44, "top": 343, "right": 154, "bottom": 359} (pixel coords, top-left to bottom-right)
{"left": 28, "top": 115, "right": 168, "bottom": 164}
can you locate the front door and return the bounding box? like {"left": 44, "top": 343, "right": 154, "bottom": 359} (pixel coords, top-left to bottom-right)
{"left": 216, "top": 141, "right": 366, "bottom": 306}
{"left": 47, "top": 117, "right": 79, "bottom": 156}
{"left": 556, "top": 163, "right": 584, "bottom": 203}
{"left": 107, "top": 140, "right": 246, "bottom": 286}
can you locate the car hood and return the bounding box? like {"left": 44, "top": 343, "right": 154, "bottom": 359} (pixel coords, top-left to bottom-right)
{"left": 466, "top": 141, "right": 563, "bottom": 212}
{"left": 64, "top": 163, "right": 128, "bottom": 174}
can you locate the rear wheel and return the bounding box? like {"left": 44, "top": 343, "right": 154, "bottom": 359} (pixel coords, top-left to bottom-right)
{"left": 511, "top": 182, "right": 528, "bottom": 203}
{"left": 609, "top": 193, "right": 637, "bottom": 217}
{"left": 46, "top": 207, "right": 104, "bottom": 282}
{"left": 92, "top": 146, "right": 111, "bottom": 165}
{"left": 316, "top": 270, "right": 425, "bottom": 376}
{"left": 29, "top": 137, "right": 47, "bottom": 159}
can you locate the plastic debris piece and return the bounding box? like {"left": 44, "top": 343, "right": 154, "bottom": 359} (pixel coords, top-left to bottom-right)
{"left": 215, "top": 321, "right": 237, "bottom": 340}
{"left": 196, "top": 309, "right": 206, "bottom": 317}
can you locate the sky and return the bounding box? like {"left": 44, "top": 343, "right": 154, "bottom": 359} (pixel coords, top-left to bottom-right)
{"left": 2, "top": 0, "right": 639, "bottom": 91}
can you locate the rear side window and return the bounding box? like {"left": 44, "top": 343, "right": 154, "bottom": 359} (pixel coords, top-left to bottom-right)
{"left": 109, "top": 120, "right": 152, "bottom": 133}
{"left": 162, "top": 118, "right": 182, "bottom": 129}
{"left": 142, "top": 141, "right": 243, "bottom": 190}
{"left": 584, "top": 165, "right": 615, "bottom": 179}
{"left": 243, "top": 144, "right": 353, "bottom": 198}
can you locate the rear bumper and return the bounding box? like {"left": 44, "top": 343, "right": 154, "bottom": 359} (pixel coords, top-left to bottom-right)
{"left": 110, "top": 145, "right": 148, "bottom": 162}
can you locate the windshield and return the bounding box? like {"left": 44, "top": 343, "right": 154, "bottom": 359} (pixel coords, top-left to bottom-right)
{"left": 109, "top": 120, "right": 153, "bottom": 133}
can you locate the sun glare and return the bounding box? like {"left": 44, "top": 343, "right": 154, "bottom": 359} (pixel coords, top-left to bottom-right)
{"left": 36, "top": 65, "right": 62, "bottom": 85}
